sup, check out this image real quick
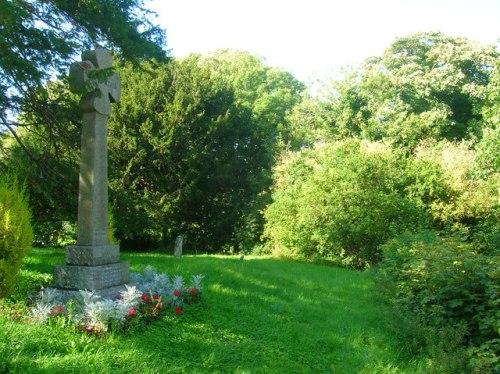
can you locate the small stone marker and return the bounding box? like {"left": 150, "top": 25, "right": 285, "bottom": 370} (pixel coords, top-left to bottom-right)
{"left": 174, "top": 235, "right": 183, "bottom": 257}
{"left": 54, "top": 50, "right": 129, "bottom": 297}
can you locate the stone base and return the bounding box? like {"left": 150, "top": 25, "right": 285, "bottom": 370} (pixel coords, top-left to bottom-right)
{"left": 53, "top": 284, "right": 129, "bottom": 303}
{"left": 66, "top": 244, "right": 120, "bottom": 266}
{"left": 54, "top": 262, "right": 129, "bottom": 290}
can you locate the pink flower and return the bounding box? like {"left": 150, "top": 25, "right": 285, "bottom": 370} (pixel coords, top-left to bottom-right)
{"left": 189, "top": 289, "right": 197, "bottom": 295}
{"left": 175, "top": 307, "right": 182, "bottom": 315}
{"left": 140, "top": 294, "right": 149, "bottom": 302}
{"left": 173, "top": 290, "right": 180, "bottom": 297}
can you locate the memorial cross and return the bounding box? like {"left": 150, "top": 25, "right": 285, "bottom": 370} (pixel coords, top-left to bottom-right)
{"left": 69, "top": 50, "right": 120, "bottom": 246}
{"left": 53, "top": 50, "right": 128, "bottom": 296}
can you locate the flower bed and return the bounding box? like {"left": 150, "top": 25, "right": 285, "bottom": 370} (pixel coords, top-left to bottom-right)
{"left": 30, "top": 266, "right": 204, "bottom": 335}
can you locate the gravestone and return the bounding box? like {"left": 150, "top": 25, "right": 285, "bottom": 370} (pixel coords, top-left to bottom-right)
{"left": 174, "top": 235, "right": 183, "bottom": 257}
{"left": 53, "top": 50, "right": 129, "bottom": 298}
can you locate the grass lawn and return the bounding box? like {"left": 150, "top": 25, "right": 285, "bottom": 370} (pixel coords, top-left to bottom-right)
{"left": 1, "top": 248, "right": 432, "bottom": 373}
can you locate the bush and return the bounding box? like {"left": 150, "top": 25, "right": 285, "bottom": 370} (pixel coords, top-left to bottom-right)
{"left": 406, "top": 140, "right": 499, "bottom": 236}
{"left": 263, "top": 140, "right": 428, "bottom": 268}
{"left": 0, "top": 176, "right": 34, "bottom": 298}
{"left": 379, "top": 231, "right": 499, "bottom": 372}
{"left": 33, "top": 220, "right": 76, "bottom": 247}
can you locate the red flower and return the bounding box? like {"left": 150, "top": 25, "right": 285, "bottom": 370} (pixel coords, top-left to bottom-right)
{"left": 126, "top": 308, "right": 136, "bottom": 317}
{"left": 154, "top": 302, "right": 163, "bottom": 310}
{"left": 189, "top": 289, "right": 197, "bottom": 295}
{"left": 153, "top": 294, "right": 160, "bottom": 300}
{"left": 175, "top": 307, "right": 182, "bottom": 315}
{"left": 53, "top": 305, "right": 64, "bottom": 312}
{"left": 173, "top": 290, "right": 180, "bottom": 297}
{"left": 140, "top": 294, "right": 149, "bottom": 302}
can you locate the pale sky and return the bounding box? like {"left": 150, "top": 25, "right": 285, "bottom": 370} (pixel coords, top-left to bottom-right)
{"left": 146, "top": 0, "right": 499, "bottom": 82}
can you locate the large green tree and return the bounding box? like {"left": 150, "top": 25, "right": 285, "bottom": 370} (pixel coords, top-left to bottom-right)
{"left": 108, "top": 51, "right": 304, "bottom": 251}
{"left": 0, "top": 0, "right": 167, "bottom": 166}
{"left": 296, "top": 32, "right": 499, "bottom": 149}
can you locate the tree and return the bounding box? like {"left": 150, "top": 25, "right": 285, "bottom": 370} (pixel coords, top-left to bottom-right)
{"left": 0, "top": 0, "right": 167, "bottom": 165}
{"left": 1, "top": 49, "right": 304, "bottom": 251}
{"left": 108, "top": 51, "right": 304, "bottom": 251}
{"left": 309, "top": 32, "right": 499, "bottom": 149}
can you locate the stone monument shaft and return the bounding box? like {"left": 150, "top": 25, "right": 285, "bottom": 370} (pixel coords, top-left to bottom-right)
{"left": 54, "top": 50, "right": 128, "bottom": 295}
{"left": 78, "top": 111, "right": 110, "bottom": 245}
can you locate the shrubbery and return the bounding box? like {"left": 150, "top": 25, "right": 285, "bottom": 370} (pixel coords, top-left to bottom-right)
{"left": 33, "top": 221, "right": 76, "bottom": 247}
{"left": 379, "top": 231, "right": 499, "bottom": 372}
{"left": 406, "top": 141, "right": 498, "bottom": 233}
{"left": 0, "top": 176, "right": 34, "bottom": 298}
{"left": 263, "top": 140, "right": 428, "bottom": 267}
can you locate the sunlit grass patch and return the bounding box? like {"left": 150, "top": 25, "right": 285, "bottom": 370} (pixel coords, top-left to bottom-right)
{"left": 0, "top": 248, "right": 438, "bottom": 373}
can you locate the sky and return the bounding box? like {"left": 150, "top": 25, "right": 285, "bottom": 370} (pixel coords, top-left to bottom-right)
{"left": 146, "top": 0, "right": 500, "bottom": 82}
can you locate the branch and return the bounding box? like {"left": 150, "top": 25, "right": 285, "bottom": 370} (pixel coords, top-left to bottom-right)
{"left": 0, "top": 114, "right": 46, "bottom": 175}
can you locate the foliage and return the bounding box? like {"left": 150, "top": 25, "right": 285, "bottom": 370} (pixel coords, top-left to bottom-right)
{"left": 480, "top": 58, "right": 500, "bottom": 130}
{"left": 472, "top": 126, "right": 499, "bottom": 180}
{"left": 1, "top": 49, "right": 303, "bottom": 252}
{"left": 405, "top": 140, "right": 499, "bottom": 251}
{"left": 308, "top": 32, "right": 499, "bottom": 149}
{"left": 0, "top": 0, "right": 166, "bottom": 123}
{"left": 30, "top": 266, "right": 204, "bottom": 335}
{"left": 232, "top": 191, "right": 272, "bottom": 254}
{"left": 264, "top": 139, "right": 427, "bottom": 267}
{"left": 379, "top": 231, "right": 499, "bottom": 372}
{"left": 283, "top": 93, "right": 338, "bottom": 150}
{"left": 1, "top": 84, "right": 80, "bottom": 245}
{"left": 0, "top": 0, "right": 169, "bottom": 243}
{"left": 33, "top": 221, "right": 77, "bottom": 247}
{"left": 108, "top": 52, "right": 304, "bottom": 251}
{"left": 0, "top": 175, "right": 33, "bottom": 298}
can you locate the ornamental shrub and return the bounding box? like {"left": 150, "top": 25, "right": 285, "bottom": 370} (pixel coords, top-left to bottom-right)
{"left": 0, "top": 176, "right": 34, "bottom": 298}
{"left": 263, "top": 140, "right": 428, "bottom": 268}
{"left": 379, "top": 231, "right": 499, "bottom": 372}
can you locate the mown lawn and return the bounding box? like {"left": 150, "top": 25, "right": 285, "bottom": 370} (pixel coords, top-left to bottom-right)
{"left": 1, "top": 248, "right": 432, "bottom": 373}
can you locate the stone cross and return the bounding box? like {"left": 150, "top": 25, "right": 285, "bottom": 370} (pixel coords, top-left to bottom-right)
{"left": 54, "top": 50, "right": 128, "bottom": 297}
{"left": 69, "top": 50, "right": 120, "bottom": 246}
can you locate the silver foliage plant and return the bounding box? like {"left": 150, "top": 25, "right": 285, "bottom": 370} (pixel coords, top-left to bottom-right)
{"left": 130, "top": 265, "right": 204, "bottom": 297}
{"left": 31, "top": 267, "right": 204, "bottom": 333}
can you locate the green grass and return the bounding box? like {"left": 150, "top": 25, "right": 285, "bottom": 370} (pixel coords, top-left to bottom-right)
{"left": 1, "top": 248, "right": 434, "bottom": 373}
